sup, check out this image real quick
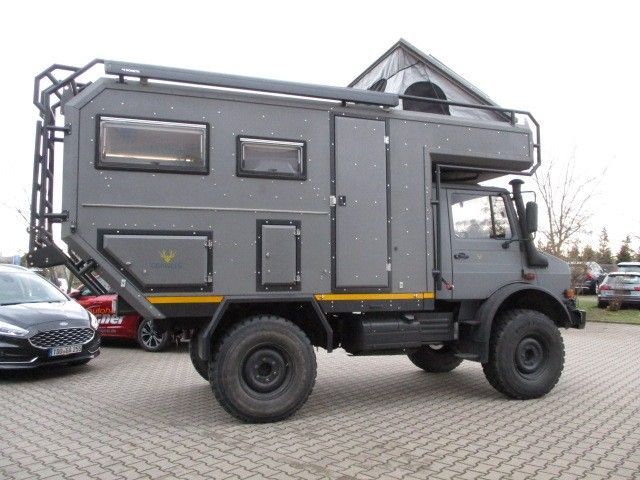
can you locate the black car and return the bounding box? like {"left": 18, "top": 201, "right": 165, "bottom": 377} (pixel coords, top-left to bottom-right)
{"left": 0, "top": 264, "right": 100, "bottom": 369}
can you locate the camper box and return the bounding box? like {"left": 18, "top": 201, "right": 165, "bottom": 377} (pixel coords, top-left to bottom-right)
{"left": 29, "top": 41, "right": 584, "bottom": 423}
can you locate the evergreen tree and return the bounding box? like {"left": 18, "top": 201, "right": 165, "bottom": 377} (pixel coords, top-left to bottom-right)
{"left": 617, "top": 235, "right": 633, "bottom": 263}
{"left": 581, "top": 245, "right": 596, "bottom": 261}
{"left": 596, "top": 227, "right": 613, "bottom": 265}
{"left": 566, "top": 243, "right": 581, "bottom": 261}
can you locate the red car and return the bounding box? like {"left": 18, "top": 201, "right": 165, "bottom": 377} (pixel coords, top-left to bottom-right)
{"left": 71, "top": 287, "right": 172, "bottom": 351}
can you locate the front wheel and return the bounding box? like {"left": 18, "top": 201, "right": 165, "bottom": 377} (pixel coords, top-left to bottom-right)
{"left": 408, "top": 345, "right": 462, "bottom": 373}
{"left": 483, "top": 309, "right": 565, "bottom": 399}
{"left": 137, "top": 319, "right": 170, "bottom": 352}
{"left": 210, "top": 315, "right": 316, "bottom": 423}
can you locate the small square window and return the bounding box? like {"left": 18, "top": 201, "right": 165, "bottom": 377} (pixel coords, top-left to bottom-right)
{"left": 237, "top": 137, "right": 306, "bottom": 180}
{"left": 97, "top": 117, "right": 208, "bottom": 174}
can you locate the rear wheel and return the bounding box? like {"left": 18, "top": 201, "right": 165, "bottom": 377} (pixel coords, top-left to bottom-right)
{"left": 189, "top": 338, "right": 209, "bottom": 381}
{"left": 597, "top": 300, "right": 607, "bottom": 309}
{"left": 137, "top": 319, "right": 170, "bottom": 352}
{"left": 210, "top": 315, "right": 316, "bottom": 423}
{"left": 408, "top": 345, "right": 462, "bottom": 373}
{"left": 483, "top": 309, "right": 564, "bottom": 399}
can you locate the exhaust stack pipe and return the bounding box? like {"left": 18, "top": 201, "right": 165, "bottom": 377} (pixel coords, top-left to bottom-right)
{"left": 510, "top": 179, "right": 548, "bottom": 268}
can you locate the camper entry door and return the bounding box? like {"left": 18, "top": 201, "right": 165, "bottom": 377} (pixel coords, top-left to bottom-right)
{"left": 333, "top": 116, "right": 390, "bottom": 290}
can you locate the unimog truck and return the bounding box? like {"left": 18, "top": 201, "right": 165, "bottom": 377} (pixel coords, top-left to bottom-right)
{"left": 28, "top": 40, "right": 585, "bottom": 423}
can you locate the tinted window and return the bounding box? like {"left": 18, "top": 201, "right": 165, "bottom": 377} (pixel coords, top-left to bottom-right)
{"left": 451, "top": 193, "right": 512, "bottom": 240}
{"left": 98, "top": 117, "right": 208, "bottom": 173}
{"left": 0, "top": 271, "right": 67, "bottom": 305}
{"left": 237, "top": 137, "right": 306, "bottom": 179}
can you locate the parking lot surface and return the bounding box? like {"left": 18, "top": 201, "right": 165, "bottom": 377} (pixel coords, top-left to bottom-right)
{"left": 1, "top": 322, "right": 639, "bottom": 480}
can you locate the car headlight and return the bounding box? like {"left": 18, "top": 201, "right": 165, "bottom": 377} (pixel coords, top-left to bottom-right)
{"left": 0, "top": 319, "right": 29, "bottom": 337}
{"left": 89, "top": 312, "right": 99, "bottom": 330}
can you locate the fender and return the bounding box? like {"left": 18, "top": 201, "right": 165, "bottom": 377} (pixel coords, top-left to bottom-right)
{"left": 196, "top": 296, "right": 333, "bottom": 361}
{"left": 472, "top": 283, "right": 572, "bottom": 363}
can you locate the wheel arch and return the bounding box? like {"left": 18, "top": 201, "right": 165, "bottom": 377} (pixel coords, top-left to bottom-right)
{"left": 196, "top": 297, "right": 333, "bottom": 361}
{"left": 473, "top": 283, "right": 571, "bottom": 363}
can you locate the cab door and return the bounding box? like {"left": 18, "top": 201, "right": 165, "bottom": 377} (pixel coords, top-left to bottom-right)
{"left": 447, "top": 189, "right": 523, "bottom": 299}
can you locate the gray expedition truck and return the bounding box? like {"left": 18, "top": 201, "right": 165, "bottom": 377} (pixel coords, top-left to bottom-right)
{"left": 28, "top": 41, "right": 585, "bottom": 422}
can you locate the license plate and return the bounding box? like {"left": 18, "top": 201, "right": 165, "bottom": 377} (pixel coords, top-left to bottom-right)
{"left": 614, "top": 290, "right": 630, "bottom": 295}
{"left": 49, "top": 344, "right": 82, "bottom": 357}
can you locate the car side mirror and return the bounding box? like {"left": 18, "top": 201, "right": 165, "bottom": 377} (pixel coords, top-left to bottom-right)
{"left": 525, "top": 201, "right": 538, "bottom": 234}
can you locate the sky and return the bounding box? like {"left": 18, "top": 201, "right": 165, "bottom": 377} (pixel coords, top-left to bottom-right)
{"left": 0, "top": 0, "right": 638, "bottom": 256}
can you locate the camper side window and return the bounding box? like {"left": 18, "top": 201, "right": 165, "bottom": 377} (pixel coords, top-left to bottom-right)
{"left": 97, "top": 117, "right": 208, "bottom": 174}
{"left": 237, "top": 137, "right": 306, "bottom": 180}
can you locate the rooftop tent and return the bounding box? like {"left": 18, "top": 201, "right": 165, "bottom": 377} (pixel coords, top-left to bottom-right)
{"left": 349, "top": 39, "right": 506, "bottom": 122}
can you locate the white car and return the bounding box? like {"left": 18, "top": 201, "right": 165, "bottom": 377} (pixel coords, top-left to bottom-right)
{"left": 617, "top": 262, "right": 640, "bottom": 273}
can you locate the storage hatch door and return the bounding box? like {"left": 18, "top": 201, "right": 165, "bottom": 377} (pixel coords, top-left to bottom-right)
{"left": 260, "top": 223, "right": 299, "bottom": 288}
{"left": 102, "top": 233, "right": 211, "bottom": 289}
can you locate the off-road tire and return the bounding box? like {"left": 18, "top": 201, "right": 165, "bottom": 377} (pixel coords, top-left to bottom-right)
{"left": 482, "top": 309, "right": 564, "bottom": 399}
{"left": 408, "top": 345, "right": 462, "bottom": 373}
{"left": 209, "top": 315, "right": 316, "bottom": 423}
{"left": 137, "top": 319, "right": 170, "bottom": 352}
{"left": 189, "top": 338, "right": 209, "bottom": 381}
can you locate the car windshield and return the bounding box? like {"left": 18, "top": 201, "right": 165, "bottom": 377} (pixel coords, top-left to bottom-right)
{"left": 0, "top": 271, "right": 68, "bottom": 305}
{"left": 605, "top": 274, "right": 640, "bottom": 286}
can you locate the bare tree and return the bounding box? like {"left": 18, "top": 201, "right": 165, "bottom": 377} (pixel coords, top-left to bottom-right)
{"left": 534, "top": 154, "right": 600, "bottom": 257}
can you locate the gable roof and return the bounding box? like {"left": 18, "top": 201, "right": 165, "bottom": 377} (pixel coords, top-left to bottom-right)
{"left": 349, "top": 39, "right": 504, "bottom": 121}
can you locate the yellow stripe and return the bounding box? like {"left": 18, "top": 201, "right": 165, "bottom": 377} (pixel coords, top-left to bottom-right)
{"left": 146, "top": 295, "right": 224, "bottom": 304}
{"left": 314, "top": 292, "right": 435, "bottom": 301}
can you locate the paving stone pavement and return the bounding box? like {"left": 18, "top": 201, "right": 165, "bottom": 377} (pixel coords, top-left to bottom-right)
{"left": 1, "top": 322, "right": 639, "bottom": 480}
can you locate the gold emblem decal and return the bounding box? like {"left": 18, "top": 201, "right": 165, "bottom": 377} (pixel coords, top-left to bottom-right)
{"left": 159, "top": 250, "right": 176, "bottom": 264}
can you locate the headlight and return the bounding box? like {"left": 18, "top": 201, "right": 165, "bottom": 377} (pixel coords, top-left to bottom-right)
{"left": 89, "top": 312, "right": 99, "bottom": 330}
{"left": 0, "top": 319, "right": 29, "bottom": 337}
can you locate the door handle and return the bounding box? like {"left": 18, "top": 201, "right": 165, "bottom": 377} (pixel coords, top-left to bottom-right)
{"left": 337, "top": 195, "right": 347, "bottom": 207}
{"left": 454, "top": 252, "right": 469, "bottom": 260}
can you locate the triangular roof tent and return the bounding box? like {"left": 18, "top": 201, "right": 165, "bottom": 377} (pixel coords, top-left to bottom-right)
{"left": 349, "top": 39, "right": 504, "bottom": 121}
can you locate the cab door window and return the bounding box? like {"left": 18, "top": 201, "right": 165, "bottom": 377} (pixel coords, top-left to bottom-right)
{"left": 451, "top": 193, "right": 512, "bottom": 240}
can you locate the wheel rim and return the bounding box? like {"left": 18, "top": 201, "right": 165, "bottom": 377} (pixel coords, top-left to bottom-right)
{"left": 140, "top": 321, "right": 165, "bottom": 348}
{"left": 515, "top": 336, "right": 547, "bottom": 376}
{"left": 242, "top": 346, "right": 290, "bottom": 394}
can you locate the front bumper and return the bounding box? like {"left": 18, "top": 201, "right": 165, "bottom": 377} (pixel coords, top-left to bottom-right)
{"left": 598, "top": 295, "right": 640, "bottom": 305}
{"left": 0, "top": 331, "right": 101, "bottom": 370}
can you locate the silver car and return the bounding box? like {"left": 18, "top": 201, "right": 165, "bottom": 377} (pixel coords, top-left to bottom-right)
{"left": 617, "top": 262, "right": 640, "bottom": 273}
{"left": 597, "top": 272, "right": 640, "bottom": 308}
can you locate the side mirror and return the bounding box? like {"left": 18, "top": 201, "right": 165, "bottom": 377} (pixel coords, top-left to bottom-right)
{"left": 525, "top": 201, "right": 538, "bottom": 234}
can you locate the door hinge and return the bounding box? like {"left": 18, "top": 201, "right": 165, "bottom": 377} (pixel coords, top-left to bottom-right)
{"left": 386, "top": 262, "right": 392, "bottom": 272}
{"left": 295, "top": 274, "right": 301, "bottom": 282}
{"left": 329, "top": 195, "right": 337, "bottom": 207}
{"left": 294, "top": 228, "right": 301, "bottom": 236}
{"left": 206, "top": 273, "right": 213, "bottom": 283}
{"left": 205, "top": 239, "right": 213, "bottom": 248}
{"left": 384, "top": 135, "right": 390, "bottom": 145}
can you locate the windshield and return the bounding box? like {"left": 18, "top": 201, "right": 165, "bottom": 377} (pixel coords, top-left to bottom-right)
{"left": 0, "top": 271, "right": 68, "bottom": 305}
{"left": 605, "top": 274, "right": 640, "bottom": 286}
